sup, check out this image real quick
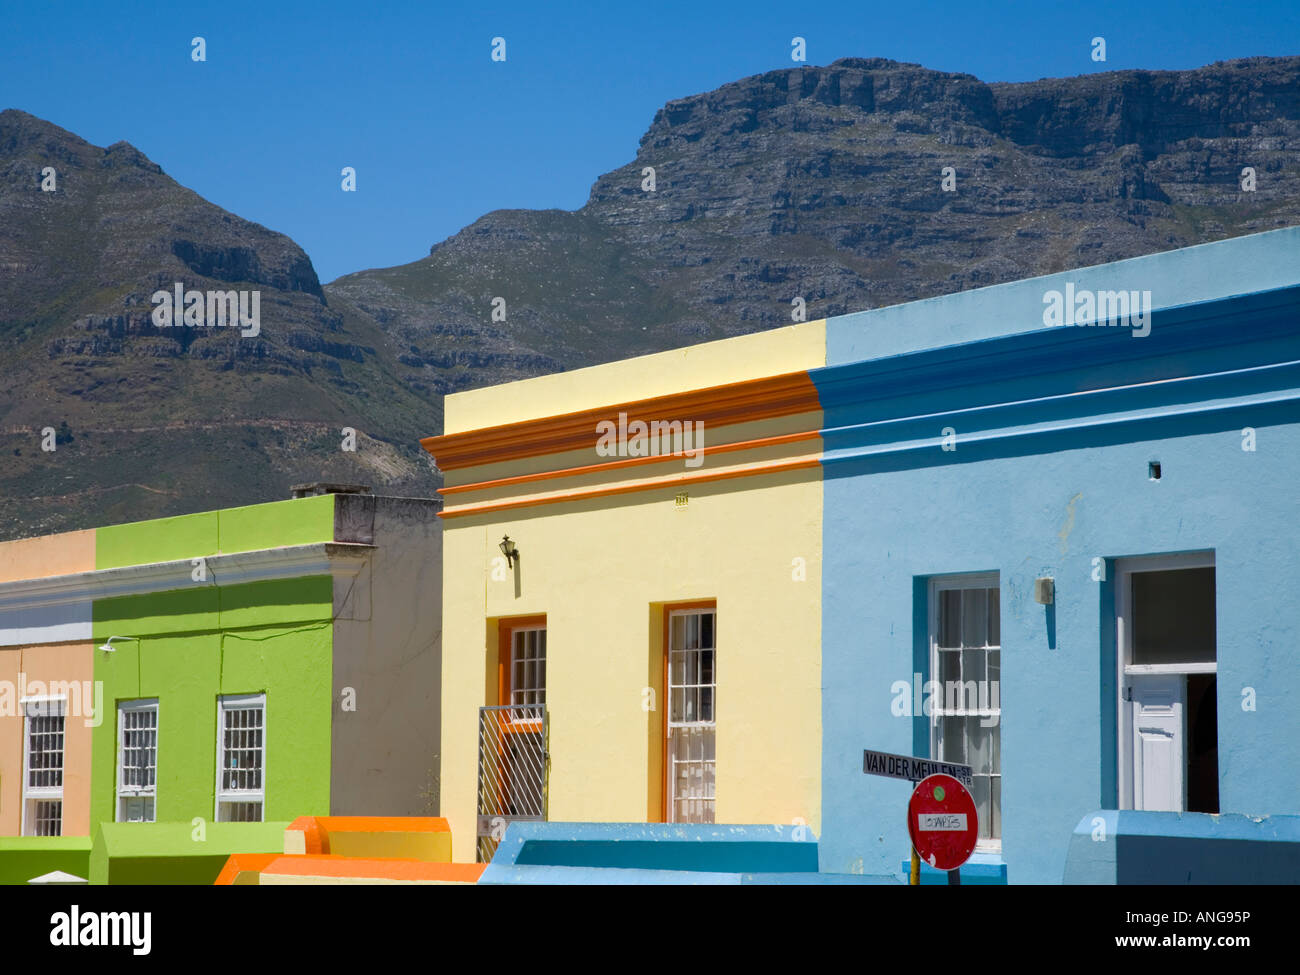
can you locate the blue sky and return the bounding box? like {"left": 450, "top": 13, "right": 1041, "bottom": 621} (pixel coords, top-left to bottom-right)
{"left": 3, "top": 1, "right": 1296, "bottom": 282}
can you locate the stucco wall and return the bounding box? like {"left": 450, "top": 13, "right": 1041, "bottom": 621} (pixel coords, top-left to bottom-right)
{"left": 94, "top": 494, "right": 336, "bottom": 569}
{"left": 442, "top": 468, "right": 824, "bottom": 862}
{"left": 0, "top": 529, "right": 94, "bottom": 584}
{"left": 329, "top": 496, "right": 443, "bottom": 816}
{"left": 1063, "top": 810, "right": 1300, "bottom": 884}
{"left": 821, "top": 423, "right": 1300, "bottom": 882}
{"left": 818, "top": 233, "right": 1300, "bottom": 884}
{"left": 0, "top": 641, "right": 95, "bottom": 836}
{"left": 91, "top": 577, "right": 334, "bottom": 827}
{"left": 437, "top": 314, "right": 830, "bottom": 862}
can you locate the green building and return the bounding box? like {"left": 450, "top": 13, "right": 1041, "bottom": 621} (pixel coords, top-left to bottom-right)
{"left": 0, "top": 486, "right": 441, "bottom": 884}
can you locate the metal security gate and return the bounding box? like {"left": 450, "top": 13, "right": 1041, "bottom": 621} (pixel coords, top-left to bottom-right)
{"left": 476, "top": 704, "right": 548, "bottom": 862}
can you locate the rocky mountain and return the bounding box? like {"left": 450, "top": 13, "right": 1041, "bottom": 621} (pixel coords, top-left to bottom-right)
{"left": 0, "top": 109, "right": 442, "bottom": 539}
{"left": 330, "top": 56, "right": 1300, "bottom": 381}
{"left": 3, "top": 55, "right": 1299, "bottom": 540}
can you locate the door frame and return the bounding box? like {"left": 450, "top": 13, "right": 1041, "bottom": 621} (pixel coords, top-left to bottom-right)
{"left": 661, "top": 600, "right": 717, "bottom": 823}
{"left": 497, "top": 615, "right": 547, "bottom": 707}
{"left": 478, "top": 616, "right": 548, "bottom": 861}
{"left": 1115, "top": 551, "right": 1215, "bottom": 810}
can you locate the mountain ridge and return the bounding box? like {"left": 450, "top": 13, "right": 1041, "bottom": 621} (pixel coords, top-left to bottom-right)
{"left": 330, "top": 55, "right": 1298, "bottom": 392}
{"left": 3, "top": 55, "right": 1299, "bottom": 539}
{"left": 0, "top": 108, "right": 441, "bottom": 540}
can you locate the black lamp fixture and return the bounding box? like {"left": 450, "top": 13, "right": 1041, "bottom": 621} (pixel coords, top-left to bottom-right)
{"left": 499, "top": 534, "right": 519, "bottom": 568}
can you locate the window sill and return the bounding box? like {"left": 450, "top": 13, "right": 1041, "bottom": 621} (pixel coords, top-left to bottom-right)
{"left": 1124, "top": 663, "right": 1216, "bottom": 675}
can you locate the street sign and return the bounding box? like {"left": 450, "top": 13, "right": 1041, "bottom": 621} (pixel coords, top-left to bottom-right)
{"left": 908, "top": 773, "right": 978, "bottom": 872}
{"left": 862, "top": 748, "right": 973, "bottom": 788}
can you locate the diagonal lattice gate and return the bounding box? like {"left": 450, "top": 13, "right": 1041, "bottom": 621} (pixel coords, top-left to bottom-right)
{"left": 476, "top": 704, "right": 548, "bottom": 862}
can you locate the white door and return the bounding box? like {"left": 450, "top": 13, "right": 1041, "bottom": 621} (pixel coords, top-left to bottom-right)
{"left": 1130, "top": 675, "right": 1184, "bottom": 811}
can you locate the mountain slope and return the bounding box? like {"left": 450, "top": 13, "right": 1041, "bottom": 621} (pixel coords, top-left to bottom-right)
{"left": 330, "top": 56, "right": 1300, "bottom": 391}
{"left": 3, "top": 55, "right": 1299, "bottom": 539}
{"left": 0, "top": 109, "right": 441, "bottom": 539}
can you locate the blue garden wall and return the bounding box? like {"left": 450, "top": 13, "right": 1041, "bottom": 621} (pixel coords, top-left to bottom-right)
{"left": 480, "top": 822, "right": 898, "bottom": 884}
{"left": 1063, "top": 811, "right": 1300, "bottom": 884}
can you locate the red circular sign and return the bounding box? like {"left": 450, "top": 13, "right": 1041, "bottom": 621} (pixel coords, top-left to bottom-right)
{"left": 908, "top": 773, "right": 978, "bottom": 871}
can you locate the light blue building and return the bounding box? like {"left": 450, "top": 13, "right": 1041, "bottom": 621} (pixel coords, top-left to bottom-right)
{"left": 813, "top": 226, "right": 1300, "bottom": 883}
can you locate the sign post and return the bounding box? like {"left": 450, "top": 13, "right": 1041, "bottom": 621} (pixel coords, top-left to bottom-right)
{"left": 862, "top": 749, "right": 975, "bottom": 886}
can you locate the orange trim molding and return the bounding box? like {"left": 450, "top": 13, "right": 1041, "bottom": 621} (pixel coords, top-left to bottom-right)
{"left": 439, "top": 429, "right": 821, "bottom": 496}
{"left": 440, "top": 455, "right": 820, "bottom": 519}
{"left": 423, "top": 371, "right": 820, "bottom": 471}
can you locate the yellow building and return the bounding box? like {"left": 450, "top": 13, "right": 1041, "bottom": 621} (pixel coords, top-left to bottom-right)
{"left": 423, "top": 322, "right": 828, "bottom": 862}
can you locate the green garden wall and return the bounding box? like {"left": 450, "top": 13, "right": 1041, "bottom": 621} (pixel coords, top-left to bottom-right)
{"left": 90, "top": 821, "right": 288, "bottom": 885}
{"left": 0, "top": 837, "right": 92, "bottom": 884}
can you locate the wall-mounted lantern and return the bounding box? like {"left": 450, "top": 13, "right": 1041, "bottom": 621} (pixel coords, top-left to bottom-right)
{"left": 499, "top": 535, "right": 519, "bottom": 569}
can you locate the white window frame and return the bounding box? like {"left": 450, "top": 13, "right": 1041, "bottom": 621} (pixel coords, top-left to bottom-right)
{"left": 215, "top": 693, "right": 266, "bottom": 823}
{"left": 116, "top": 699, "right": 159, "bottom": 823}
{"left": 508, "top": 626, "right": 547, "bottom": 713}
{"left": 1115, "top": 551, "right": 1216, "bottom": 810}
{"left": 21, "top": 696, "right": 66, "bottom": 837}
{"left": 666, "top": 607, "right": 717, "bottom": 825}
{"left": 929, "top": 573, "right": 1001, "bottom": 853}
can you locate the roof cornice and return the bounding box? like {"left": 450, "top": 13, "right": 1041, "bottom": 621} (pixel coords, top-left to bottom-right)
{"left": 421, "top": 370, "right": 821, "bottom": 471}
{"left": 813, "top": 285, "right": 1300, "bottom": 408}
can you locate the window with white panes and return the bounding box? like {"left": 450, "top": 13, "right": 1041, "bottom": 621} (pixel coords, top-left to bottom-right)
{"left": 216, "top": 694, "right": 265, "bottom": 823}
{"left": 117, "top": 699, "right": 158, "bottom": 823}
{"left": 667, "top": 608, "right": 716, "bottom": 824}
{"left": 23, "top": 699, "right": 65, "bottom": 837}
{"left": 510, "top": 628, "right": 546, "bottom": 709}
{"left": 930, "top": 575, "right": 1001, "bottom": 848}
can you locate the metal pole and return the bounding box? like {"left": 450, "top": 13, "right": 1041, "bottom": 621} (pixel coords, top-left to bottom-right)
{"left": 909, "top": 776, "right": 920, "bottom": 885}
{"left": 948, "top": 869, "right": 961, "bottom": 885}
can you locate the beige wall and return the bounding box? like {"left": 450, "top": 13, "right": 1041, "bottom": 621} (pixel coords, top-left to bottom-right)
{"left": 442, "top": 469, "right": 823, "bottom": 861}
{"left": 438, "top": 319, "right": 828, "bottom": 862}
{"left": 0, "top": 642, "right": 96, "bottom": 836}
{"left": 0, "top": 529, "right": 94, "bottom": 584}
